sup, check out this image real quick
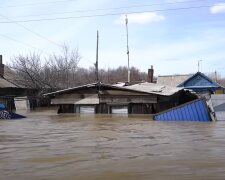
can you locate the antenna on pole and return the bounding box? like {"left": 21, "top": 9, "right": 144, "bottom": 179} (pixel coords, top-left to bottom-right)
{"left": 125, "top": 15, "right": 130, "bottom": 83}
{"left": 95, "top": 30, "right": 99, "bottom": 82}
{"left": 198, "top": 60, "right": 202, "bottom": 72}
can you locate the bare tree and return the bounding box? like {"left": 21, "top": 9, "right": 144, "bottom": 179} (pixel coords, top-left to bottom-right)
{"left": 10, "top": 53, "right": 46, "bottom": 90}
{"left": 9, "top": 46, "right": 148, "bottom": 93}
{"left": 207, "top": 71, "right": 222, "bottom": 82}
{"left": 46, "top": 45, "right": 81, "bottom": 89}
{"left": 99, "top": 66, "right": 147, "bottom": 84}
{"left": 10, "top": 45, "right": 81, "bottom": 92}
{"left": 207, "top": 71, "right": 225, "bottom": 87}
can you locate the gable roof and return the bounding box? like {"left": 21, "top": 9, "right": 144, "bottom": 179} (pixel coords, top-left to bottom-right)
{"left": 0, "top": 77, "right": 19, "bottom": 88}
{"left": 157, "top": 74, "right": 192, "bottom": 87}
{"left": 3, "top": 66, "right": 27, "bottom": 88}
{"left": 177, "top": 72, "right": 224, "bottom": 89}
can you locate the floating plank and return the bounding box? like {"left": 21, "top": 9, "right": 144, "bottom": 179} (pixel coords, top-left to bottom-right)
{"left": 153, "top": 99, "right": 212, "bottom": 121}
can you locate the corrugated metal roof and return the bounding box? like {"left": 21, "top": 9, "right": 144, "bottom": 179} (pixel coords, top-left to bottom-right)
{"left": 124, "top": 82, "right": 183, "bottom": 96}
{"left": 157, "top": 74, "right": 192, "bottom": 87}
{"left": 153, "top": 98, "right": 212, "bottom": 121}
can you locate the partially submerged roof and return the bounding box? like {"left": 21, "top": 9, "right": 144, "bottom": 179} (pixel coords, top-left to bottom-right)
{"left": 44, "top": 82, "right": 183, "bottom": 97}
{"left": 157, "top": 74, "right": 192, "bottom": 87}
{"left": 44, "top": 82, "right": 151, "bottom": 96}
{"left": 124, "top": 82, "right": 183, "bottom": 96}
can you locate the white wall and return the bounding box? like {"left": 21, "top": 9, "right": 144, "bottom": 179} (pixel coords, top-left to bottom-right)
{"left": 15, "top": 97, "right": 30, "bottom": 110}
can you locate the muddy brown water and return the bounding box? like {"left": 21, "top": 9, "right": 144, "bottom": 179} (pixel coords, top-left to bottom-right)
{"left": 1, "top": 109, "right": 225, "bottom": 180}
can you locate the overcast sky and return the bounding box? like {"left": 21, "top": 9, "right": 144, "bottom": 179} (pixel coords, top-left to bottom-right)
{"left": 0, "top": 0, "right": 225, "bottom": 76}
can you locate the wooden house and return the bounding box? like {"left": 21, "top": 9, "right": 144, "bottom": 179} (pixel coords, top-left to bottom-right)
{"left": 177, "top": 72, "right": 224, "bottom": 97}
{"left": 157, "top": 72, "right": 224, "bottom": 98}
{"left": 45, "top": 82, "right": 197, "bottom": 114}
{"left": 0, "top": 55, "right": 28, "bottom": 110}
{"left": 0, "top": 75, "right": 25, "bottom": 111}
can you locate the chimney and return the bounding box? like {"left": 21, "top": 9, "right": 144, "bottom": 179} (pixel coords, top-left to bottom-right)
{"left": 147, "top": 65, "right": 154, "bottom": 83}
{"left": 0, "top": 55, "right": 4, "bottom": 77}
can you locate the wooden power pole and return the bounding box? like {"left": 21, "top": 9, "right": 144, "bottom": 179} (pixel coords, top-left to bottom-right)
{"left": 96, "top": 30, "right": 99, "bottom": 82}
{"left": 125, "top": 15, "right": 130, "bottom": 83}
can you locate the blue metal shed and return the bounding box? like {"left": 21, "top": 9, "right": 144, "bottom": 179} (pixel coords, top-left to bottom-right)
{"left": 153, "top": 98, "right": 212, "bottom": 121}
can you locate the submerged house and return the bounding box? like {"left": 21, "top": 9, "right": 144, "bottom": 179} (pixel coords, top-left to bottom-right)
{"left": 0, "top": 56, "right": 26, "bottom": 111}
{"left": 0, "top": 55, "right": 36, "bottom": 111}
{"left": 44, "top": 82, "right": 196, "bottom": 114}
{"left": 177, "top": 72, "right": 224, "bottom": 95}
{"left": 157, "top": 72, "right": 224, "bottom": 98}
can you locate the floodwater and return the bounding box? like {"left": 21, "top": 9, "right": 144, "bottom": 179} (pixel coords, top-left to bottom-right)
{"left": 1, "top": 109, "right": 225, "bottom": 180}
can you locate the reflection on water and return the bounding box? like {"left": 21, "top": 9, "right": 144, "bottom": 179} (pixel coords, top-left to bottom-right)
{"left": 1, "top": 109, "right": 225, "bottom": 180}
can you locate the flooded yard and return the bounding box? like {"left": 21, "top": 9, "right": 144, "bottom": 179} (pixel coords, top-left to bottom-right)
{"left": 1, "top": 109, "right": 225, "bottom": 180}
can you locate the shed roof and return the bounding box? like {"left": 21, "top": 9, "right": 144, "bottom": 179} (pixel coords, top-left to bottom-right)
{"left": 44, "top": 82, "right": 183, "bottom": 97}
{"left": 44, "top": 82, "right": 150, "bottom": 96}
{"left": 157, "top": 74, "right": 192, "bottom": 87}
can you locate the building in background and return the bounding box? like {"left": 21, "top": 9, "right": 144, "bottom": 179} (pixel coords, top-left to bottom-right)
{"left": 177, "top": 72, "right": 224, "bottom": 98}
{"left": 157, "top": 72, "right": 224, "bottom": 99}
{"left": 157, "top": 74, "right": 192, "bottom": 87}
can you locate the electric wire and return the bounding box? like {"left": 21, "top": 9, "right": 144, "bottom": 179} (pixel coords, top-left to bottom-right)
{"left": 6, "top": 0, "right": 212, "bottom": 18}
{"left": 0, "top": 0, "right": 78, "bottom": 9}
{"left": 0, "top": 4, "right": 220, "bottom": 24}
{"left": 0, "top": 14, "right": 62, "bottom": 47}
{"left": 0, "top": 33, "right": 50, "bottom": 55}
{"left": 0, "top": 0, "right": 219, "bottom": 62}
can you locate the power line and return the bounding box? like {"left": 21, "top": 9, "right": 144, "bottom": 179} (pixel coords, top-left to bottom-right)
{"left": 6, "top": 0, "right": 211, "bottom": 18}
{"left": 0, "top": 0, "right": 78, "bottom": 9}
{"left": 0, "top": 33, "right": 50, "bottom": 55}
{"left": 0, "top": 14, "right": 62, "bottom": 47}
{"left": 0, "top": 4, "right": 219, "bottom": 24}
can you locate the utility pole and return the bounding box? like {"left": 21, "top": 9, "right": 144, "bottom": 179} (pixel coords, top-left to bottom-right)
{"left": 215, "top": 70, "right": 217, "bottom": 82}
{"left": 198, "top": 60, "right": 202, "bottom": 72}
{"left": 125, "top": 15, "right": 130, "bottom": 83}
{"left": 95, "top": 30, "right": 99, "bottom": 82}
